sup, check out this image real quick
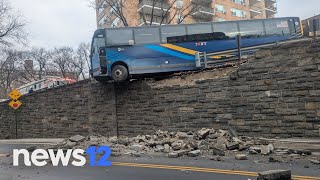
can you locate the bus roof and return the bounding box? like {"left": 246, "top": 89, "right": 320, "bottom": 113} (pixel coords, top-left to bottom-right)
{"left": 95, "top": 17, "right": 300, "bottom": 32}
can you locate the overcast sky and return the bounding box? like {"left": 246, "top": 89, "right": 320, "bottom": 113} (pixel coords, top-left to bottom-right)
{"left": 10, "top": 0, "right": 320, "bottom": 49}
{"left": 11, "top": 0, "right": 96, "bottom": 49}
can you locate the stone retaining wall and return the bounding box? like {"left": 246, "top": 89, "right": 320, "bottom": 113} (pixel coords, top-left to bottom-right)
{"left": 0, "top": 39, "right": 319, "bottom": 139}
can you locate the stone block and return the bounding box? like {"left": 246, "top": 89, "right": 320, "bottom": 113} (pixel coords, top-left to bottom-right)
{"left": 257, "top": 170, "right": 291, "bottom": 180}
{"left": 235, "top": 154, "right": 248, "bottom": 160}
{"left": 306, "top": 102, "right": 320, "bottom": 110}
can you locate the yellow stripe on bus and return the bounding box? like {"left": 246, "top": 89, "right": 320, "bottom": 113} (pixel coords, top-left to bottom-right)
{"left": 161, "top": 44, "right": 197, "bottom": 55}
{"left": 161, "top": 44, "right": 236, "bottom": 60}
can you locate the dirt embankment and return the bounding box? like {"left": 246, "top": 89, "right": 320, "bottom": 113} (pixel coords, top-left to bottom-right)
{"left": 147, "top": 67, "right": 238, "bottom": 88}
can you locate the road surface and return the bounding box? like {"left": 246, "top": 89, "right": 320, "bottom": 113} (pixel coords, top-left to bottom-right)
{"left": 0, "top": 143, "right": 319, "bottom": 180}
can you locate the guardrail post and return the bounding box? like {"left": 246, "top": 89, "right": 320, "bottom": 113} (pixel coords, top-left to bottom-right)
{"left": 203, "top": 52, "right": 208, "bottom": 69}
{"left": 237, "top": 34, "right": 242, "bottom": 61}
{"left": 195, "top": 52, "right": 201, "bottom": 68}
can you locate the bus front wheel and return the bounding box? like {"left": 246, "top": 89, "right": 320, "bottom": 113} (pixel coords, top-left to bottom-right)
{"left": 112, "top": 65, "right": 128, "bottom": 82}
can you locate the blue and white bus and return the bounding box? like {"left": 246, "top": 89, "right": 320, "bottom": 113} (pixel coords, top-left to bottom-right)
{"left": 90, "top": 17, "right": 303, "bottom": 82}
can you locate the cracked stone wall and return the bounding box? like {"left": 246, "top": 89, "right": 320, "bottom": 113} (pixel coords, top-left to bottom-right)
{"left": 0, "top": 80, "right": 117, "bottom": 139}
{"left": 0, "top": 39, "right": 319, "bottom": 139}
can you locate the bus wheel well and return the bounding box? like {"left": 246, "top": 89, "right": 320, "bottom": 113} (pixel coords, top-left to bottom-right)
{"left": 111, "top": 61, "right": 129, "bottom": 73}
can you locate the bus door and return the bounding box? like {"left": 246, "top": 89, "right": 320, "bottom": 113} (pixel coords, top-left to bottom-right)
{"left": 90, "top": 31, "right": 106, "bottom": 76}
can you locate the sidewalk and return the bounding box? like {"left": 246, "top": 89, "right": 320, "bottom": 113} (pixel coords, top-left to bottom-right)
{"left": 0, "top": 138, "right": 64, "bottom": 145}
{"left": 259, "top": 138, "right": 320, "bottom": 154}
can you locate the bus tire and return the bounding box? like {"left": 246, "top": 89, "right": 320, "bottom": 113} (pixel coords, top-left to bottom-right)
{"left": 112, "top": 65, "right": 128, "bottom": 82}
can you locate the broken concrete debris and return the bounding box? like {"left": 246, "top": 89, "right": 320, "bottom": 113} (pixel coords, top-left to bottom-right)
{"left": 197, "top": 128, "right": 210, "bottom": 139}
{"left": 211, "top": 147, "right": 226, "bottom": 156}
{"left": 226, "top": 142, "right": 240, "bottom": 150}
{"left": 309, "top": 159, "right": 320, "bottom": 165}
{"left": 130, "top": 144, "right": 145, "bottom": 152}
{"left": 235, "top": 154, "right": 248, "bottom": 160}
{"left": 69, "top": 135, "right": 86, "bottom": 143}
{"left": 210, "top": 156, "right": 222, "bottom": 161}
{"left": 188, "top": 150, "right": 201, "bottom": 157}
{"left": 257, "top": 170, "right": 291, "bottom": 180}
{"left": 168, "top": 152, "right": 179, "bottom": 158}
{"left": 32, "top": 128, "right": 316, "bottom": 162}
{"left": 288, "top": 149, "right": 312, "bottom": 156}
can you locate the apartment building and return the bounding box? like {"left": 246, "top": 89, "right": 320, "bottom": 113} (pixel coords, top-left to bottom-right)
{"left": 96, "top": 0, "right": 277, "bottom": 28}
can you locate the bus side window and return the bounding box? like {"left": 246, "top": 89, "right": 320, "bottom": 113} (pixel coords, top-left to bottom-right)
{"left": 213, "top": 22, "right": 238, "bottom": 39}
{"left": 134, "top": 27, "right": 160, "bottom": 44}
{"left": 265, "top": 19, "right": 290, "bottom": 36}
{"left": 187, "top": 24, "right": 212, "bottom": 35}
{"left": 106, "top": 29, "right": 133, "bottom": 46}
{"left": 239, "top": 20, "right": 265, "bottom": 38}
{"left": 161, "top": 25, "right": 186, "bottom": 43}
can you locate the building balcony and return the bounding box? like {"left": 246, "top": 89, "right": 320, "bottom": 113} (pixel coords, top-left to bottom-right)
{"left": 190, "top": 0, "right": 212, "bottom": 5}
{"left": 265, "top": 7, "right": 277, "bottom": 18}
{"left": 138, "top": 14, "right": 168, "bottom": 26}
{"left": 249, "top": 6, "right": 262, "bottom": 18}
{"left": 265, "top": 4, "right": 277, "bottom": 13}
{"left": 265, "top": 0, "right": 277, "bottom": 5}
{"left": 249, "top": 0, "right": 262, "bottom": 6}
{"left": 138, "top": 0, "right": 170, "bottom": 16}
{"left": 191, "top": 5, "right": 215, "bottom": 19}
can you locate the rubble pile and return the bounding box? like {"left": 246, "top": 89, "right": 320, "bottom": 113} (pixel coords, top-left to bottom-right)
{"left": 36, "top": 128, "right": 319, "bottom": 163}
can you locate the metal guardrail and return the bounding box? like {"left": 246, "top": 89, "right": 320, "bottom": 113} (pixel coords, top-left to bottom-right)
{"left": 195, "top": 36, "right": 314, "bottom": 69}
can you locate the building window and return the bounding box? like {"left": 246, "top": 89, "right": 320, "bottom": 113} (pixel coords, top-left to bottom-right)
{"left": 215, "top": 4, "right": 227, "bottom": 14}
{"left": 176, "top": 14, "right": 184, "bottom": 24}
{"left": 98, "top": 1, "right": 107, "bottom": 14}
{"left": 110, "top": 5, "right": 117, "bottom": 15}
{"left": 111, "top": 17, "right": 120, "bottom": 28}
{"left": 98, "top": 16, "right": 107, "bottom": 27}
{"left": 231, "top": 8, "right": 247, "bottom": 18}
{"left": 230, "top": 0, "right": 246, "bottom": 5}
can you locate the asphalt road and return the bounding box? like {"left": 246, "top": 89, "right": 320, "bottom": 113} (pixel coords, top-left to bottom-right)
{"left": 0, "top": 144, "right": 319, "bottom": 180}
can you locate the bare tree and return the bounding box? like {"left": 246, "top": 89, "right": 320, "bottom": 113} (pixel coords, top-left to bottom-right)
{"left": 51, "top": 47, "right": 75, "bottom": 78}
{"left": 67, "top": 43, "right": 91, "bottom": 80}
{"left": 14, "top": 50, "right": 36, "bottom": 83}
{"left": 0, "top": 0, "right": 27, "bottom": 47}
{"left": 0, "top": 49, "right": 20, "bottom": 97}
{"left": 28, "top": 48, "right": 51, "bottom": 80}
{"left": 76, "top": 42, "right": 91, "bottom": 71}
{"left": 93, "top": 0, "right": 213, "bottom": 27}
{"left": 92, "top": 0, "right": 130, "bottom": 27}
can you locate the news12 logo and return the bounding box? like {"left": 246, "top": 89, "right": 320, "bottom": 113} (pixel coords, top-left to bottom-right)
{"left": 13, "top": 146, "right": 112, "bottom": 167}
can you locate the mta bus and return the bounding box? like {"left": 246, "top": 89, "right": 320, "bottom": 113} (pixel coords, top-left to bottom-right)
{"left": 90, "top": 17, "right": 303, "bottom": 82}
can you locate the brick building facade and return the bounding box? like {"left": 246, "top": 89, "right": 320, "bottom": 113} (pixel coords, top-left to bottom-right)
{"left": 95, "top": 0, "right": 277, "bottom": 28}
